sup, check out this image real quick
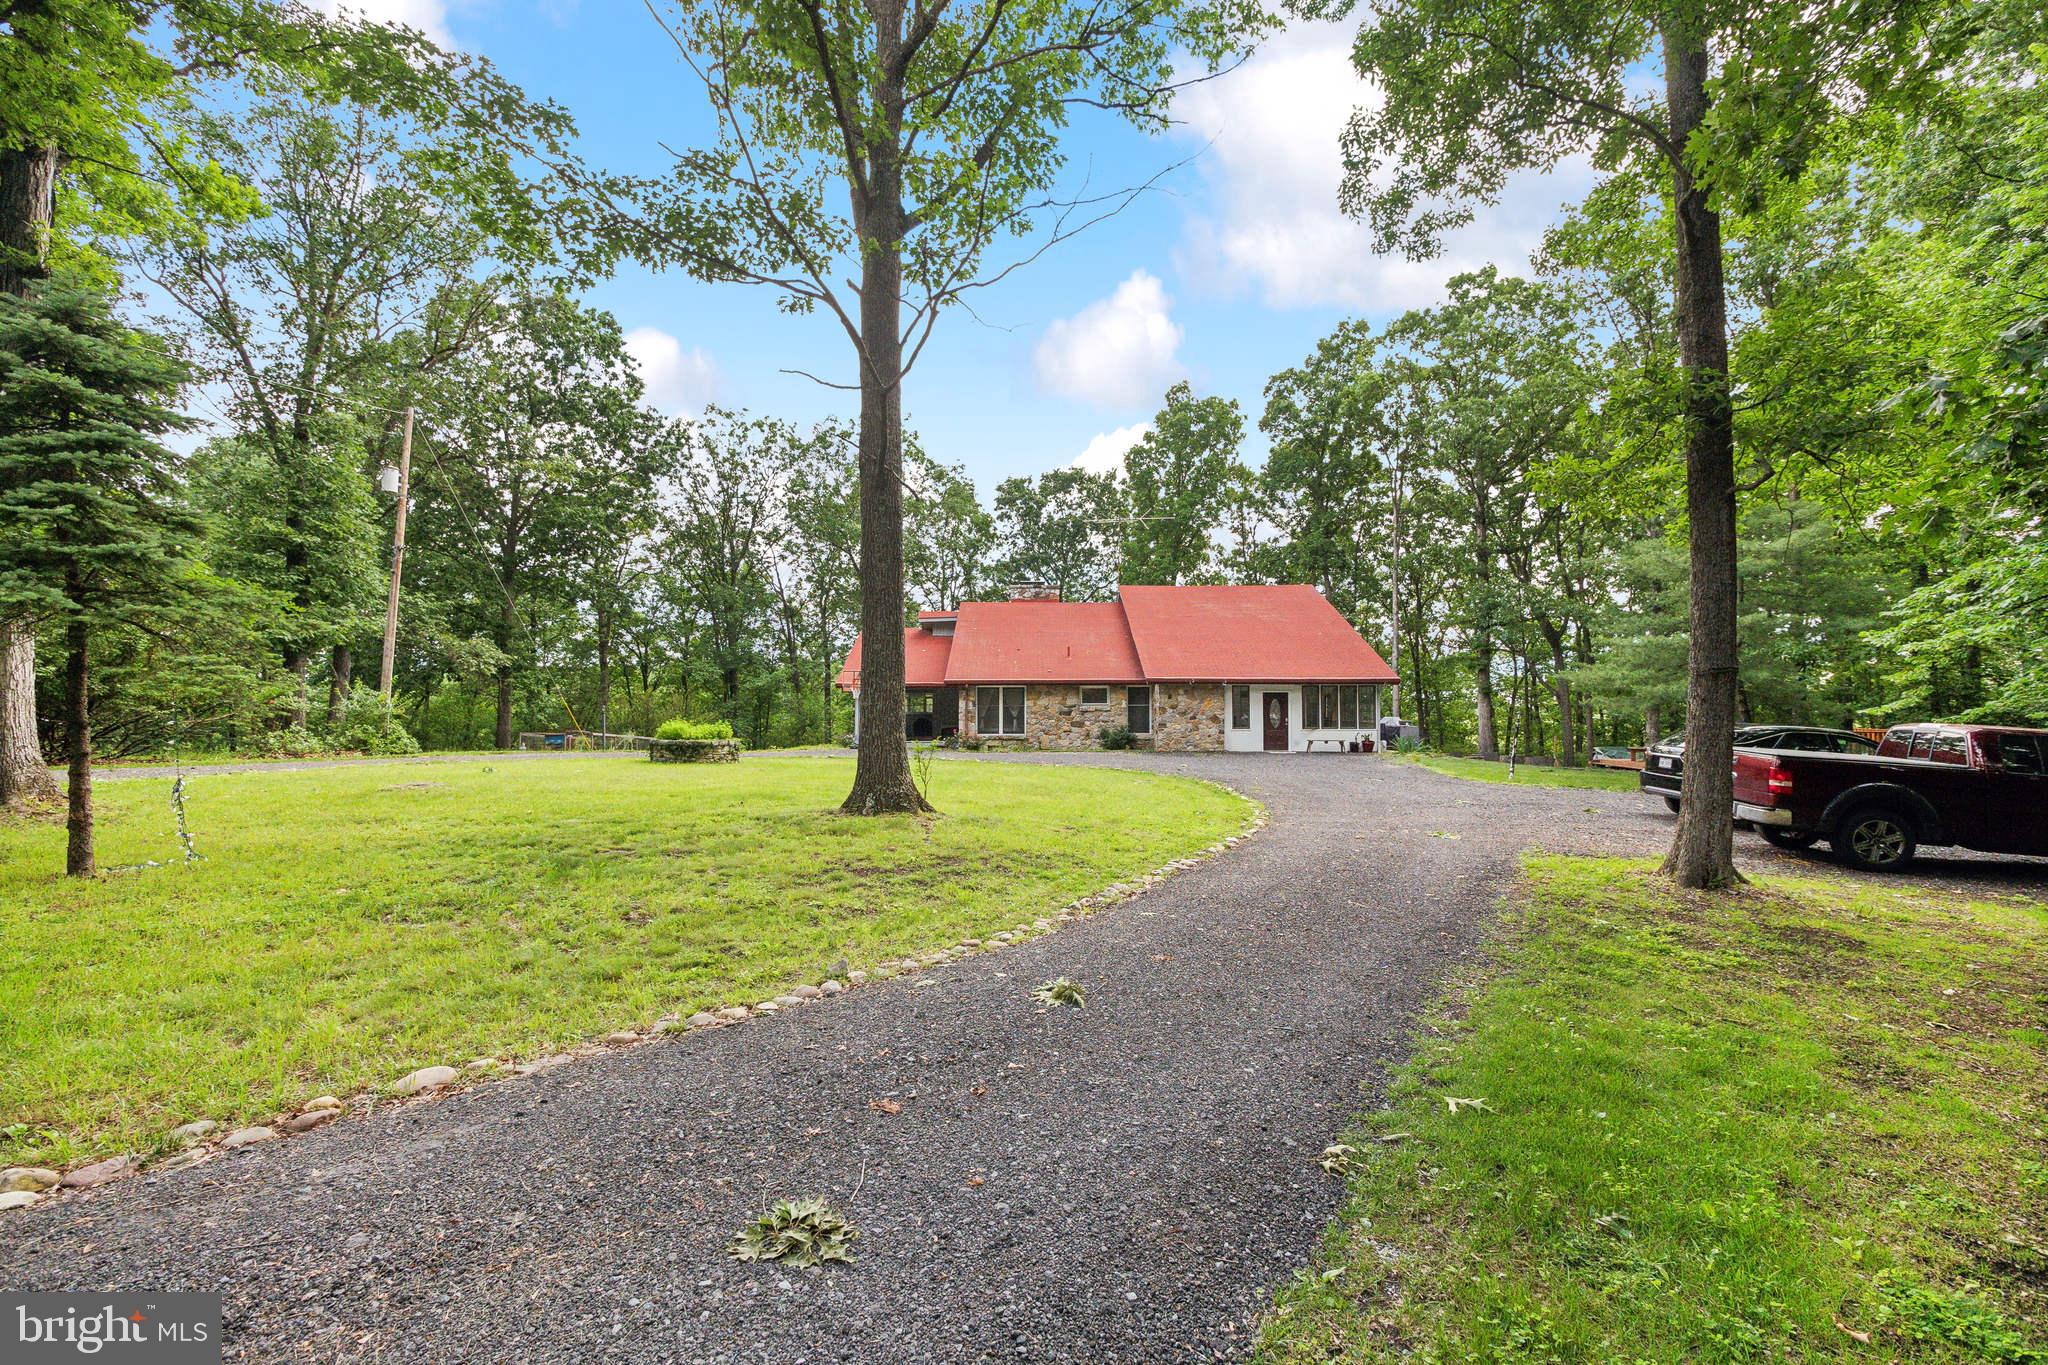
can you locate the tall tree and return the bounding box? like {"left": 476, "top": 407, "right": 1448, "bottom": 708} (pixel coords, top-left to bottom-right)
{"left": 1316, "top": 0, "right": 1953, "bottom": 885}
{"left": 1119, "top": 382, "right": 1244, "bottom": 585}
{"left": 577, "top": 0, "right": 1269, "bottom": 812}
{"left": 407, "top": 293, "right": 646, "bottom": 747}
{"left": 0, "top": 279, "right": 201, "bottom": 874}
{"left": 0, "top": 0, "right": 567, "bottom": 802}
{"left": 992, "top": 467, "right": 1122, "bottom": 602}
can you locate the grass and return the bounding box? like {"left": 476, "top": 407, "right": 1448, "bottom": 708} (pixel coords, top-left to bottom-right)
{"left": 1262, "top": 854, "right": 2048, "bottom": 1364}
{"left": 1409, "top": 752, "right": 1642, "bottom": 792}
{"left": 0, "top": 755, "right": 1250, "bottom": 1168}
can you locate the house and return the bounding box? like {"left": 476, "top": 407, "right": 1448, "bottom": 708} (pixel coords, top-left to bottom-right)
{"left": 834, "top": 584, "right": 1401, "bottom": 753}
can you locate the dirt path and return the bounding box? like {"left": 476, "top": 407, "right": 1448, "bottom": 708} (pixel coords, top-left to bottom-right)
{"left": 3, "top": 754, "right": 2037, "bottom": 1362}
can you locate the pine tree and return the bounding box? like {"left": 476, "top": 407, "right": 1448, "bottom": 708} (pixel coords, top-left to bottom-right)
{"left": 0, "top": 280, "right": 201, "bottom": 876}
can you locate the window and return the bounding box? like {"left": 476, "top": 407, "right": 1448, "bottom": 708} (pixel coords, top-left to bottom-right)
{"left": 907, "top": 692, "right": 934, "bottom": 715}
{"left": 1908, "top": 731, "right": 1932, "bottom": 759}
{"left": 1079, "top": 686, "right": 1109, "bottom": 706}
{"left": 1997, "top": 734, "right": 2045, "bottom": 775}
{"left": 1232, "top": 685, "right": 1251, "bottom": 730}
{"left": 1301, "top": 684, "right": 1374, "bottom": 730}
{"left": 1340, "top": 684, "right": 1359, "bottom": 729}
{"left": 1929, "top": 732, "right": 1968, "bottom": 765}
{"left": 976, "top": 686, "right": 1026, "bottom": 736}
{"left": 1126, "top": 685, "right": 1152, "bottom": 734}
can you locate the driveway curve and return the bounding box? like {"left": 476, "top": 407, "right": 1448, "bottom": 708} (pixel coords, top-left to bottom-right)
{"left": 3, "top": 753, "right": 2028, "bottom": 1362}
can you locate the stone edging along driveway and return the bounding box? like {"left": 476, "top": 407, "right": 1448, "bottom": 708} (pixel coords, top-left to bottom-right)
{"left": 1, "top": 751, "right": 1668, "bottom": 1362}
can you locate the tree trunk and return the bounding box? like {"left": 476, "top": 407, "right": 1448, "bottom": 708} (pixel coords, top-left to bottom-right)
{"left": 282, "top": 647, "right": 311, "bottom": 730}
{"left": 63, "top": 602, "right": 93, "bottom": 877}
{"left": 840, "top": 68, "right": 929, "bottom": 815}
{"left": 597, "top": 610, "right": 612, "bottom": 739}
{"left": 1659, "top": 10, "right": 1742, "bottom": 889}
{"left": 1474, "top": 641, "right": 1498, "bottom": 759}
{"left": 0, "top": 146, "right": 64, "bottom": 808}
{"left": 1644, "top": 704, "right": 1661, "bottom": 748}
{"left": 0, "top": 616, "right": 58, "bottom": 808}
{"left": 327, "top": 644, "right": 352, "bottom": 727}
{"left": 1553, "top": 672, "right": 1574, "bottom": 766}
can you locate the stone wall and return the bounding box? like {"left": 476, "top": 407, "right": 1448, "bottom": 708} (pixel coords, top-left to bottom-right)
{"left": 1151, "top": 683, "right": 1226, "bottom": 753}
{"left": 962, "top": 684, "right": 1136, "bottom": 750}
{"left": 649, "top": 738, "right": 741, "bottom": 763}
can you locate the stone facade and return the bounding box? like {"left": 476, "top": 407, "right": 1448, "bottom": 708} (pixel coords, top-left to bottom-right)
{"left": 956, "top": 682, "right": 1227, "bottom": 751}
{"left": 1150, "top": 682, "right": 1226, "bottom": 753}
{"left": 962, "top": 684, "right": 1141, "bottom": 750}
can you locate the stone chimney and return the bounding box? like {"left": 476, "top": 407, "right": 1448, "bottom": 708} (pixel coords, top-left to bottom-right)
{"left": 1006, "top": 582, "right": 1061, "bottom": 602}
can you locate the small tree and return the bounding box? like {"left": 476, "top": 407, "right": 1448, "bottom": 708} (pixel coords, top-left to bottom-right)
{"left": 0, "top": 280, "right": 202, "bottom": 876}
{"left": 1119, "top": 382, "right": 1245, "bottom": 586}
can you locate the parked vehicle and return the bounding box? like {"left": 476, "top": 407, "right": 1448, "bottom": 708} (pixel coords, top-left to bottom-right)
{"left": 1640, "top": 725, "right": 1878, "bottom": 812}
{"left": 1732, "top": 724, "right": 2048, "bottom": 871}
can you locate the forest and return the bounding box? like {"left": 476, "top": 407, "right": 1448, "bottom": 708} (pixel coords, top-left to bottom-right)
{"left": 2, "top": 0, "right": 2042, "bottom": 847}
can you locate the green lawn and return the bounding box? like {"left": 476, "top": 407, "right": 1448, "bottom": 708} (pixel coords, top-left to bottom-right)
{"left": 1262, "top": 855, "right": 2048, "bottom": 1363}
{"left": 1411, "top": 752, "right": 1642, "bottom": 792}
{"left": 0, "top": 755, "right": 1250, "bottom": 1168}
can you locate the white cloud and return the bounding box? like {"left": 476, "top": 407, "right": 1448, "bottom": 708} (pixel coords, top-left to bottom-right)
{"left": 1072, "top": 423, "right": 1151, "bottom": 475}
{"left": 1033, "top": 271, "right": 1184, "bottom": 409}
{"left": 312, "top": 0, "right": 455, "bottom": 49}
{"left": 1172, "top": 23, "right": 1595, "bottom": 312}
{"left": 625, "top": 327, "right": 721, "bottom": 414}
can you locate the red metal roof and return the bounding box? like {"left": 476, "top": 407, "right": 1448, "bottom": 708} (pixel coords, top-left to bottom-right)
{"left": 835, "top": 585, "right": 1397, "bottom": 689}
{"left": 1119, "top": 584, "right": 1399, "bottom": 683}
{"left": 942, "top": 601, "right": 1145, "bottom": 684}
{"left": 834, "top": 626, "right": 953, "bottom": 689}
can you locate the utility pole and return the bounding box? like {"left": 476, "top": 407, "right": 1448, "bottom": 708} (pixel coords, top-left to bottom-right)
{"left": 1389, "top": 453, "right": 1403, "bottom": 724}
{"left": 377, "top": 406, "right": 415, "bottom": 697}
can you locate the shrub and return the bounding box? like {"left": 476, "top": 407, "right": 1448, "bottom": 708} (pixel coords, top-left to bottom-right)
{"left": 655, "top": 718, "right": 735, "bottom": 741}
{"left": 331, "top": 686, "right": 420, "bottom": 756}
{"left": 1395, "top": 735, "right": 1424, "bottom": 754}
{"left": 259, "top": 725, "right": 324, "bottom": 759}
{"left": 1098, "top": 726, "right": 1136, "bottom": 750}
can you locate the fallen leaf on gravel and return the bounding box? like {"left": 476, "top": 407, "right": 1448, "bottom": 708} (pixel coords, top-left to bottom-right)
{"left": 869, "top": 1098, "right": 902, "bottom": 1115}
{"left": 1832, "top": 1319, "right": 1871, "bottom": 1345}
{"left": 1318, "top": 1144, "right": 1357, "bottom": 1176}
{"left": 970, "top": 1085, "right": 987, "bottom": 1096}
{"left": 1428, "top": 831, "right": 1461, "bottom": 840}
{"left": 966, "top": 1175, "right": 984, "bottom": 1187}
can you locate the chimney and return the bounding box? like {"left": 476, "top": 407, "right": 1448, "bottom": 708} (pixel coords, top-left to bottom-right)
{"left": 1006, "top": 581, "right": 1061, "bottom": 602}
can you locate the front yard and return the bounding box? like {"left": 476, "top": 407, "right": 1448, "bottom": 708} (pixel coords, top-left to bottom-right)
{"left": 0, "top": 755, "right": 1250, "bottom": 1169}
{"left": 1263, "top": 855, "right": 2047, "bottom": 1363}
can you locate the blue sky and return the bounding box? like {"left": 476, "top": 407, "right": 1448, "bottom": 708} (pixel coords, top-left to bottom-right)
{"left": 327, "top": 0, "right": 1595, "bottom": 494}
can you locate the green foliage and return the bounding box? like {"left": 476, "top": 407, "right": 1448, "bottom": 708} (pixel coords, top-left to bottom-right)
{"left": 331, "top": 687, "right": 421, "bottom": 756}
{"left": 1098, "top": 726, "right": 1136, "bottom": 750}
{"left": 1119, "top": 382, "right": 1248, "bottom": 585}
{"left": 0, "top": 279, "right": 201, "bottom": 627}
{"left": 730, "top": 1197, "right": 858, "bottom": 1268}
{"left": 655, "top": 718, "right": 735, "bottom": 741}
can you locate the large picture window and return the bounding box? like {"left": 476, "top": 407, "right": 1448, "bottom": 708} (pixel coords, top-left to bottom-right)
{"left": 1304, "top": 684, "right": 1374, "bottom": 730}
{"left": 1126, "top": 685, "right": 1152, "bottom": 734}
{"left": 976, "top": 686, "right": 1026, "bottom": 736}
{"left": 1231, "top": 684, "right": 1251, "bottom": 729}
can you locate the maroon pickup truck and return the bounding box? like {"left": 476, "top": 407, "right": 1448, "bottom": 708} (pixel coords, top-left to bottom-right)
{"left": 1732, "top": 723, "right": 2048, "bottom": 871}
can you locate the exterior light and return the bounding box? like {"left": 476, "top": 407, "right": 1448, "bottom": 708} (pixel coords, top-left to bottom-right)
{"left": 377, "top": 464, "right": 402, "bottom": 495}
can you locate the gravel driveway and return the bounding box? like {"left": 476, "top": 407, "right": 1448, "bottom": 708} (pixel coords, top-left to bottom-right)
{"left": 4, "top": 753, "right": 2040, "bottom": 1362}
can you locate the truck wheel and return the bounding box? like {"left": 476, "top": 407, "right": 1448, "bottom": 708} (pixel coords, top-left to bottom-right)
{"left": 1663, "top": 796, "right": 1681, "bottom": 814}
{"left": 1759, "top": 827, "right": 1818, "bottom": 851}
{"left": 1832, "top": 807, "right": 1917, "bottom": 872}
